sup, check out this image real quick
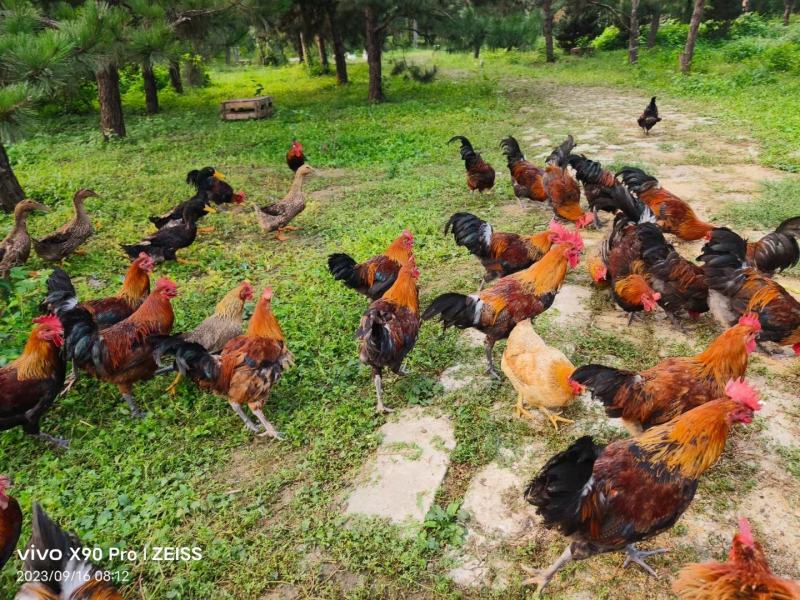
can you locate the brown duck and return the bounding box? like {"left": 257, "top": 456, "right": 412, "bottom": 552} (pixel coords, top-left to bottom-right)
{"left": 33, "top": 188, "right": 98, "bottom": 261}
{"left": 0, "top": 199, "right": 49, "bottom": 277}
{"left": 254, "top": 164, "right": 314, "bottom": 241}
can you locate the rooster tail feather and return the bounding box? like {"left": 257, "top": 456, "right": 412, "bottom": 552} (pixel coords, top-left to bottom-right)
{"left": 40, "top": 267, "right": 77, "bottom": 314}
{"left": 327, "top": 253, "right": 363, "bottom": 289}
{"left": 546, "top": 135, "right": 575, "bottom": 167}
{"left": 594, "top": 184, "right": 650, "bottom": 223}
{"left": 617, "top": 166, "right": 659, "bottom": 195}
{"left": 500, "top": 136, "right": 525, "bottom": 167}
{"left": 445, "top": 212, "right": 492, "bottom": 258}
{"left": 775, "top": 215, "right": 800, "bottom": 237}
{"left": 567, "top": 154, "right": 604, "bottom": 185}
{"left": 22, "top": 504, "right": 81, "bottom": 581}
{"left": 637, "top": 223, "right": 671, "bottom": 266}
{"left": 571, "top": 364, "right": 639, "bottom": 415}
{"left": 421, "top": 293, "right": 480, "bottom": 329}
{"left": 151, "top": 337, "right": 219, "bottom": 383}
{"left": 121, "top": 243, "right": 146, "bottom": 260}
{"left": 524, "top": 436, "right": 602, "bottom": 536}
{"left": 699, "top": 228, "right": 748, "bottom": 264}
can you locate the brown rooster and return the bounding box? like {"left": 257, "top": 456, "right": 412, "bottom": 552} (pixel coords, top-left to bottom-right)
{"left": 423, "top": 221, "right": 583, "bottom": 377}
{"left": 637, "top": 96, "right": 662, "bottom": 135}
{"left": 0, "top": 315, "right": 67, "bottom": 446}
{"left": 619, "top": 167, "right": 714, "bottom": 241}
{"left": 500, "top": 136, "right": 546, "bottom": 207}
{"left": 328, "top": 230, "right": 414, "bottom": 300}
{"left": 700, "top": 229, "right": 800, "bottom": 355}
{"left": 611, "top": 272, "right": 662, "bottom": 323}
{"left": 543, "top": 136, "right": 593, "bottom": 227}
{"left": 286, "top": 140, "right": 306, "bottom": 172}
{"left": 80, "top": 253, "right": 155, "bottom": 328}
{"left": 45, "top": 270, "right": 177, "bottom": 417}
{"left": 357, "top": 256, "right": 421, "bottom": 413}
{"left": 0, "top": 476, "right": 22, "bottom": 571}
{"left": 154, "top": 287, "right": 292, "bottom": 438}
{"left": 448, "top": 136, "right": 495, "bottom": 192}
{"left": 742, "top": 217, "right": 800, "bottom": 275}
{"left": 572, "top": 313, "right": 761, "bottom": 434}
{"left": 523, "top": 378, "right": 762, "bottom": 594}
{"left": 15, "top": 504, "right": 123, "bottom": 599}
{"left": 567, "top": 154, "right": 621, "bottom": 227}
{"left": 673, "top": 517, "right": 800, "bottom": 599}
{"left": 445, "top": 212, "right": 553, "bottom": 286}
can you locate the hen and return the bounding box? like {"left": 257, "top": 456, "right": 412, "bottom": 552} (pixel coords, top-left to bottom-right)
{"left": 423, "top": 221, "right": 583, "bottom": 377}
{"left": 448, "top": 136, "right": 495, "bottom": 192}
{"left": 673, "top": 517, "right": 800, "bottom": 599}
{"left": 154, "top": 287, "right": 292, "bottom": 438}
{"left": 33, "top": 189, "right": 98, "bottom": 261}
{"left": 357, "top": 256, "right": 420, "bottom": 413}
{"left": 572, "top": 313, "right": 761, "bottom": 435}
{"left": 0, "top": 199, "right": 49, "bottom": 277}
{"left": 328, "top": 230, "right": 414, "bottom": 300}
{"left": 255, "top": 164, "right": 314, "bottom": 241}
{"left": 286, "top": 140, "right": 306, "bottom": 172}
{"left": 700, "top": 228, "right": 800, "bottom": 355}
{"left": 523, "top": 378, "right": 761, "bottom": 594}
{"left": 637, "top": 96, "right": 661, "bottom": 135}
{"left": 45, "top": 270, "right": 177, "bottom": 417}
{"left": 500, "top": 136, "right": 546, "bottom": 206}
{"left": 501, "top": 319, "right": 581, "bottom": 429}
{"left": 619, "top": 166, "right": 714, "bottom": 241}
{"left": 543, "top": 136, "right": 593, "bottom": 227}
{"left": 14, "top": 503, "right": 123, "bottom": 599}
{"left": 0, "top": 315, "right": 67, "bottom": 446}
{"left": 445, "top": 212, "right": 552, "bottom": 286}
{"left": 0, "top": 476, "right": 22, "bottom": 571}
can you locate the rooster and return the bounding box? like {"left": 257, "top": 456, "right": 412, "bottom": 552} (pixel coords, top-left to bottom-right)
{"left": 0, "top": 476, "right": 22, "bottom": 571}
{"left": 80, "top": 253, "right": 155, "bottom": 327}
{"left": 123, "top": 199, "right": 215, "bottom": 263}
{"left": 0, "top": 315, "right": 67, "bottom": 446}
{"left": 619, "top": 167, "right": 714, "bottom": 241}
{"left": 357, "top": 256, "right": 420, "bottom": 413}
{"left": 637, "top": 96, "right": 661, "bottom": 135}
{"left": 45, "top": 270, "right": 177, "bottom": 417}
{"left": 286, "top": 140, "right": 306, "bottom": 172}
{"left": 700, "top": 229, "right": 800, "bottom": 355}
{"left": 523, "top": 378, "right": 762, "bottom": 594}
{"left": 572, "top": 313, "right": 761, "bottom": 435}
{"left": 673, "top": 517, "right": 800, "bottom": 599}
{"left": 423, "top": 221, "right": 583, "bottom": 377}
{"left": 162, "top": 281, "right": 254, "bottom": 395}
{"left": 445, "top": 212, "right": 552, "bottom": 286}
{"left": 501, "top": 319, "right": 581, "bottom": 429}
{"left": 153, "top": 287, "right": 292, "bottom": 438}
{"left": 543, "top": 136, "right": 593, "bottom": 227}
{"left": 567, "top": 154, "right": 621, "bottom": 227}
{"left": 709, "top": 222, "right": 800, "bottom": 276}
{"left": 14, "top": 503, "right": 123, "bottom": 599}
{"left": 611, "top": 273, "right": 662, "bottom": 323}
{"left": 586, "top": 250, "right": 609, "bottom": 287}
{"left": 500, "top": 136, "right": 546, "bottom": 207}
{"left": 448, "top": 136, "right": 495, "bottom": 192}
{"left": 149, "top": 167, "right": 243, "bottom": 229}
{"left": 328, "top": 230, "right": 414, "bottom": 300}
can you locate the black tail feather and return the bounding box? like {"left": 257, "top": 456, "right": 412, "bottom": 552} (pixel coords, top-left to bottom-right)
{"left": 637, "top": 222, "right": 672, "bottom": 267}
{"left": 593, "top": 184, "right": 650, "bottom": 224}
{"left": 617, "top": 167, "right": 659, "bottom": 195}
{"left": 22, "top": 504, "right": 81, "bottom": 586}
{"left": 775, "top": 215, "right": 800, "bottom": 237}
{"left": 524, "top": 436, "right": 602, "bottom": 536}
{"left": 568, "top": 154, "right": 608, "bottom": 185}
{"left": 571, "top": 365, "right": 638, "bottom": 416}
{"left": 421, "top": 293, "right": 478, "bottom": 329}
{"left": 546, "top": 135, "right": 575, "bottom": 167}
{"left": 151, "top": 336, "right": 219, "bottom": 383}
{"left": 327, "top": 253, "right": 362, "bottom": 290}
{"left": 445, "top": 212, "right": 491, "bottom": 258}
{"left": 500, "top": 136, "right": 525, "bottom": 168}
{"left": 699, "top": 227, "right": 748, "bottom": 265}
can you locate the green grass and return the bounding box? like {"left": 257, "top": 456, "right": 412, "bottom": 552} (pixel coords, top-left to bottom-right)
{"left": 1, "top": 45, "right": 799, "bottom": 598}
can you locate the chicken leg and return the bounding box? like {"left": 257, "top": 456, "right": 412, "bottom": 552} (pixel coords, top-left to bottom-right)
{"left": 251, "top": 407, "right": 284, "bottom": 440}
{"left": 514, "top": 394, "right": 535, "bottom": 419}
{"left": 122, "top": 394, "right": 146, "bottom": 418}
{"left": 484, "top": 338, "right": 500, "bottom": 379}
{"left": 622, "top": 545, "right": 667, "bottom": 576}
{"left": 35, "top": 432, "right": 69, "bottom": 449}
{"left": 165, "top": 372, "right": 183, "bottom": 396}
{"left": 521, "top": 545, "right": 573, "bottom": 594}
{"left": 374, "top": 368, "right": 393, "bottom": 414}
{"left": 275, "top": 226, "right": 300, "bottom": 242}
{"left": 229, "top": 401, "right": 260, "bottom": 433}
{"left": 538, "top": 406, "right": 574, "bottom": 430}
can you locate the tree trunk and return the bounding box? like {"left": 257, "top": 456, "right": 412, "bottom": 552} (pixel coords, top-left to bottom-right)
{"left": 0, "top": 142, "right": 24, "bottom": 212}
{"left": 411, "top": 18, "right": 418, "bottom": 48}
{"left": 225, "top": 46, "right": 231, "bottom": 65}
{"left": 542, "top": 0, "right": 555, "bottom": 63}
{"left": 629, "top": 0, "right": 640, "bottom": 64}
{"left": 647, "top": 7, "right": 661, "bottom": 48}
{"left": 315, "top": 34, "right": 329, "bottom": 71}
{"left": 473, "top": 42, "right": 481, "bottom": 58}
{"left": 168, "top": 59, "right": 183, "bottom": 93}
{"left": 142, "top": 63, "right": 159, "bottom": 114}
{"left": 680, "top": 0, "right": 704, "bottom": 73}
{"left": 365, "top": 5, "right": 384, "bottom": 102}
{"left": 741, "top": 0, "right": 751, "bottom": 12}
{"left": 294, "top": 33, "right": 304, "bottom": 62}
{"left": 785, "top": 0, "right": 796, "bottom": 25}
{"left": 326, "top": 2, "right": 348, "bottom": 84}
{"left": 299, "top": 31, "right": 311, "bottom": 64}
{"left": 95, "top": 64, "right": 126, "bottom": 140}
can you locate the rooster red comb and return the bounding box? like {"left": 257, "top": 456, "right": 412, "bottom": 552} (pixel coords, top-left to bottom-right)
{"left": 402, "top": 229, "right": 414, "bottom": 241}
{"left": 725, "top": 378, "right": 762, "bottom": 412}
{"left": 33, "top": 315, "right": 62, "bottom": 330}
{"left": 737, "top": 517, "right": 755, "bottom": 547}
{"left": 262, "top": 287, "right": 273, "bottom": 301}
{"left": 155, "top": 278, "right": 177, "bottom": 291}
{"left": 548, "top": 220, "right": 584, "bottom": 251}
{"left": 738, "top": 313, "right": 761, "bottom": 332}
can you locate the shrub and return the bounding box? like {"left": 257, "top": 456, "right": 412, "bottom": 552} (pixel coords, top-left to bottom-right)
{"left": 764, "top": 42, "right": 800, "bottom": 72}
{"left": 591, "top": 25, "right": 625, "bottom": 51}
{"left": 722, "top": 37, "right": 766, "bottom": 61}
{"left": 656, "top": 19, "right": 689, "bottom": 48}
{"left": 730, "top": 12, "right": 774, "bottom": 38}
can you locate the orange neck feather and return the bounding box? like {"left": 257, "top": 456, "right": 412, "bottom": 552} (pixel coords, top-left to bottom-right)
{"left": 247, "top": 298, "right": 284, "bottom": 340}
{"left": 119, "top": 263, "right": 151, "bottom": 307}
{"left": 526, "top": 230, "right": 553, "bottom": 254}
{"left": 384, "top": 238, "right": 412, "bottom": 264}
{"left": 129, "top": 291, "right": 174, "bottom": 330}
{"left": 515, "top": 245, "right": 568, "bottom": 295}
{"left": 614, "top": 274, "right": 652, "bottom": 305}
{"left": 14, "top": 331, "right": 60, "bottom": 380}
{"left": 690, "top": 326, "right": 750, "bottom": 389}
{"left": 635, "top": 399, "right": 736, "bottom": 479}
{"left": 382, "top": 269, "right": 419, "bottom": 313}
{"left": 553, "top": 361, "right": 576, "bottom": 396}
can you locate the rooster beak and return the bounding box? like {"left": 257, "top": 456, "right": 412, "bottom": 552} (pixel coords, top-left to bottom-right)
{"left": 204, "top": 205, "right": 217, "bottom": 214}
{"left": 213, "top": 170, "right": 226, "bottom": 181}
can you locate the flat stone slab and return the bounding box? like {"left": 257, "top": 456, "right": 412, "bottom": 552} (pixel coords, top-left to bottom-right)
{"left": 439, "top": 364, "right": 477, "bottom": 393}
{"left": 345, "top": 407, "right": 456, "bottom": 524}
{"left": 549, "top": 283, "right": 592, "bottom": 326}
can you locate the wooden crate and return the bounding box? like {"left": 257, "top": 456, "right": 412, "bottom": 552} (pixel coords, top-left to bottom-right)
{"left": 220, "top": 96, "right": 273, "bottom": 121}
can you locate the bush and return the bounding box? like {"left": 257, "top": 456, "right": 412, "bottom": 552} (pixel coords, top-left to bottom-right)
{"left": 655, "top": 19, "right": 689, "bottom": 48}
{"left": 722, "top": 37, "right": 767, "bottom": 61}
{"left": 555, "top": 10, "right": 603, "bottom": 52}
{"left": 591, "top": 25, "right": 625, "bottom": 51}
{"left": 730, "top": 12, "right": 774, "bottom": 38}
{"left": 764, "top": 42, "right": 800, "bottom": 72}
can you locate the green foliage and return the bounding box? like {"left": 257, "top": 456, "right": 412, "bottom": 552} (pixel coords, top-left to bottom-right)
{"left": 591, "top": 25, "right": 625, "bottom": 51}
{"left": 655, "top": 19, "right": 689, "bottom": 48}
{"left": 485, "top": 12, "right": 541, "bottom": 51}
{"left": 419, "top": 501, "right": 468, "bottom": 551}
{"left": 729, "top": 11, "right": 776, "bottom": 38}
{"left": 764, "top": 41, "right": 800, "bottom": 71}
{"left": 722, "top": 37, "right": 767, "bottom": 61}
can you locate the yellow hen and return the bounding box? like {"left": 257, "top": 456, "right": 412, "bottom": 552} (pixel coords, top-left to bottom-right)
{"left": 500, "top": 319, "right": 581, "bottom": 430}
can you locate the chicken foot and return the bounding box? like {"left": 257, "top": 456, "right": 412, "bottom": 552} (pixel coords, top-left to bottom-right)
{"left": 165, "top": 372, "right": 183, "bottom": 396}
{"left": 275, "top": 226, "right": 300, "bottom": 242}
{"left": 521, "top": 545, "right": 573, "bottom": 595}
{"left": 59, "top": 367, "right": 78, "bottom": 397}
{"left": 252, "top": 407, "right": 284, "bottom": 440}
{"left": 484, "top": 338, "right": 500, "bottom": 379}
{"left": 35, "top": 432, "right": 69, "bottom": 449}
{"left": 622, "top": 545, "right": 667, "bottom": 576}
{"left": 539, "top": 406, "right": 574, "bottom": 430}
{"left": 122, "top": 393, "right": 146, "bottom": 418}
{"left": 373, "top": 369, "right": 393, "bottom": 414}
{"left": 229, "top": 402, "right": 260, "bottom": 433}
